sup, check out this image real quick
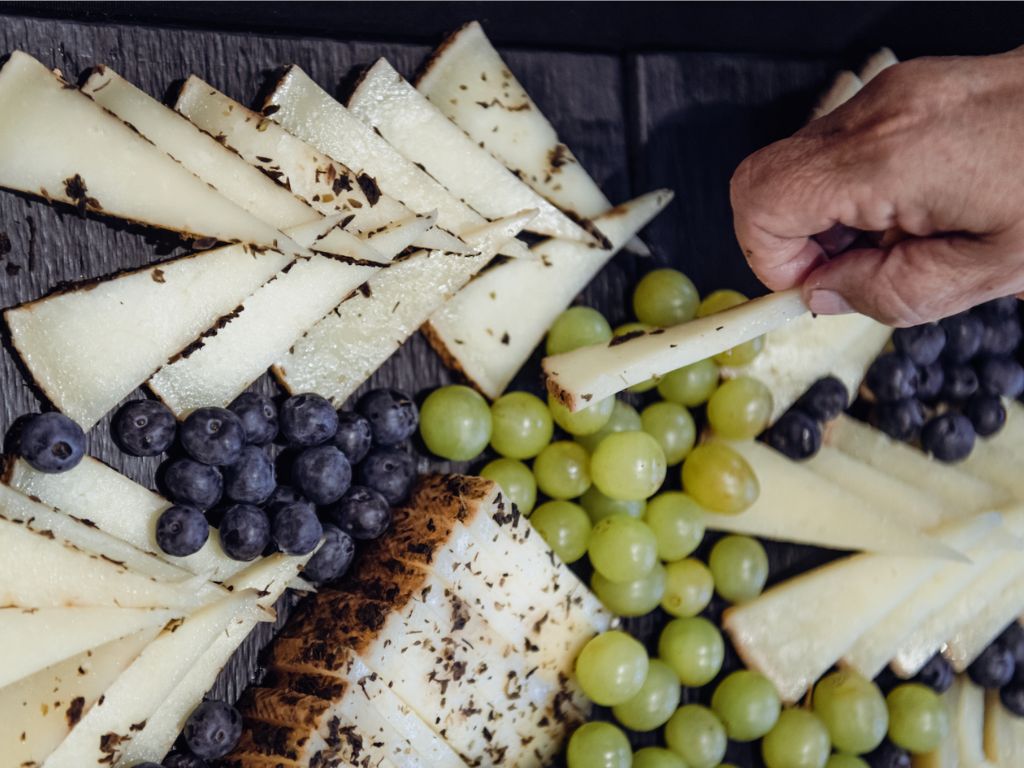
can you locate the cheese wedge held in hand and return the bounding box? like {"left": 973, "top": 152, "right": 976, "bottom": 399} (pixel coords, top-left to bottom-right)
{"left": 0, "top": 52, "right": 295, "bottom": 249}
{"left": 426, "top": 190, "right": 673, "bottom": 398}
{"left": 349, "top": 58, "right": 602, "bottom": 246}
{"left": 544, "top": 289, "right": 809, "bottom": 411}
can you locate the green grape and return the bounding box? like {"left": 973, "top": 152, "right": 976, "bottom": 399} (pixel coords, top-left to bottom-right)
{"left": 419, "top": 385, "right": 493, "bottom": 461}
{"left": 711, "top": 670, "right": 781, "bottom": 741}
{"left": 762, "top": 709, "right": 831, "bottom": 768}
{"left": 566, "top": 721, "right": 631, "bottom": 768}
{"left": 632, "top": 747, "right": 688, "bottom": 768}
{"left": 681, "top": 443, "right": 759, "bottom": 514}
{"left": 661, "top": 558, "right": 714, "bottom": 618}
{"left": 581, "top": 485, "right": 646, "bottom": 524}
{"left": 641, "top": 401, "right": 697, "bottom": 465}
{"left": 644, "top": 492, "right": 706, "bottom": 561}
{"left": 480, "top": 458, "right": 537, "bottom": 515}
{"left": 658, "top": 358, "right": 721, "bottom": 407}
{"left": 812, "top": 670, "right": 888, "bottom": 754}
{"left": 613, "top": 659, "right": 681, "bottom": 732}
{"left": 658, "top": 617, "right": 725, "bottom": 687}
{"left": 577, "top": 399, "right": 643, "bottom": 453}
{"left": 664, "top": 705, "right": 728, "bottom": 768}
{"left": 530, "top": 500, "right": 591, "bottom": 564}
{"left": 489, "top": 391, "right": 554, "bottom": 459}
{"left": 886, "top": 683, "right": 948, "bottom": 754}
{"left": 533, "top": 441, "right": 591, "bottom": 500}
{"left": 825, "top": 755, "right": 870, "bottom": 768}
{"left": 592, "top": 562, "right": 666, "bottom": 616}
{"left": 708, "top": 535, "right": 769, "bottom": 603}
{"left": 549, "top": 392, "right": 615, "bottom": 436}
{"left": 547, "top": 306, "right": 613, "bottom": 356}
{"left": 697, "top": 289, "right": 765, "bottom": 365}
{"left": 591, "top": 431, "right": 667, "bottom": 501}
{"left": 706, "top": 377, "right": 773, "bottom": 440}
{"left": 575, "top": 630, "right": 649, "bottom": 706}
{"left": 615, "top": 322, "right": 660, "bottom": 392}
{"left": 589, "top": 515, "right": 658, "bottom": 583}
{"left": 633, "top": 268, "right": 700, "bottom": 327}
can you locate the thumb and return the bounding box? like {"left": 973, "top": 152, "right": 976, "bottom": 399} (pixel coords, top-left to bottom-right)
{"left": 801, "top": 235, "right": 1018, "bottom": 327}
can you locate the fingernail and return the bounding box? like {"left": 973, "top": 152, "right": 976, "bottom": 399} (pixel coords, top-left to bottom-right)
{"left": 807, "top": 289, "right": 854, "bottom": 315}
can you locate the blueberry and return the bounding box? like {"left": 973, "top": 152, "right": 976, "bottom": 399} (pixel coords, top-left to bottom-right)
{"left": 795, "top": 376, "right": 849, "bottom": 422}
{"left": 921, "top": 413, "right": 976, "bottom": 462}
{"left": 302, "top": 523, "right": 355, "bottom": 585}
{"left": 866, "top": 353, "right": 919, "bottom": 402}
{"left": 228, "top": 392, "right": 278, "bottom": 445}
{"left": 18, "top": 412, "right": 86, "bottom": 473}
{"left": 355, "top": 388, "right": 418, "bottom": 446}
{"left": 966, "top": 394, "right": 1007, "bottom": 437}
{"left": 1000, "top": 622, "right": 1024, "bottom": 670}
{"left": 979, "top": 316, "right": 1023, "bottom": 356}
{"left": 871, "top": 398, "right": 925, "bottom": 442}
{"left": 332, "top": 411, "right": 373, "bottom": 464}
{"left": 940, "top": 312, "right": 984, "bottom": 363}
{"left": 968, "top": 641, "right": 1015, "bottom": 689}
{"left": 765, "top": 409, "right": 822, "bottom": 460}
{"left": 163, "top": 458, "right": 223, "bottom": 510}
{"left": 865, "top": 740, "right": 911, "bottom": 768}
{"left": 263, "top": 485, "right": 308, "bottom": 517}
{"left": 893, "top": 323, "right": 946, "bottom": 366}
{"left": 183, "top": 700, "right": 243, "bottom": 760}
{"left": 292, "top": 445, "right": 352, "bottom": 505}
{"left": 977, "top": 356, "right": 1024, "bottom": 398}
{"left": 163, "top": 754, "right": 209, "bottom": 768}
{"left": 223, "top": 445, "right": 276, "bottom": 504}
{"left": 329, "top": 486, "right": 392, "bottom": 540}
{"left": 1002, "top": 680, "right": 1024, "bottom": 717}
{"left": 280, "top": 393, "right": 338, "bottom": 447}
{"left": 272, "top": 501, "right": 323, "bottom": 555}
{"left": 111, "top": 400, "right": 176, "bottom": 457}
{"left": 155, "top": 504, "right": 210, "bottom": 557}
{"left": 358, "top": 446, "right": 417, "bottom": 504}
{"left": 915, "top": 361, "right": 945, "bottom": 401}
{"left": 912, "top": 653, "right": 954, "bottom": 694}
{"left": 180, "top": 407, "right": 245, "bottom": 466}
{"left": 219, "top": 504, "right": 271, "bottom": 561}
{"left": 974, "top": 296, "right": 1020, "bottom": 322}
{"left": 939, "top": 363, "right": 978, "bottom": 401}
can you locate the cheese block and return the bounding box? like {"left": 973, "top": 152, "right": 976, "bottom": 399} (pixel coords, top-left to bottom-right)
{"left": 805, "top": 446, "right": 951, "bottom": 531}
{"left": 544, "top": 289, "right": 809, "bottom": 411}
{"left": 349, "top": 58, "right": 601, "bottom": 246}
{"left": 703, "top": 441, "right": 964, "bottom": 558}
{"left": 946, "top": 580, "right": 1024, "bottom": 672}
{"left": 1, "top": 628, "right": 158, "bottom": 768}
{"left": 274, "top": 212, "right": 534, "bottom": 404}
{"left": 424, "top": 190, "right": 674, "bottom": 398}
{"left": 43, "top": 592, "right": 263, "bottom": 768}
{"left": 826, "top": 415, "right": 1012, "bottom": 514}
{"left": 263, "top": 64, "right": 531, "bottom": 260}
{"left": 812, "top": 70, "right": 863, "bottom": 119}
{"left": 416, "top": 21, "right": 646, "bottom": 253}
{"left": 724, "top": 512, "right": 997, "bottom": 703}
{"left": 859, "top": 48, "right": 899, "bottom": 83}
{"left": 147, "top": 214, "right": 426, "bottom": 415}
{"left": 0, "top": 606, "right": 178, "bottom": 689}
{"left": 173, "top": 76, "right": 466, "bottom": 256}
{"left": 0, "top": 52, "right": 295, "bottom": 250}
{"left": 913, "top": 674, "right": 962, "bottom": 768}
{"left": 4, "top": 455, "right": 246, "bottom": 582}
{"left": 842, "top": 522, "right": 1011, "bottom": 680}
{"left": 117, "top": 553, "right": 312, "bottom": 765}
{"left": 983, "top": 688, "right": 1024, "bottom": 766}
{"left": 3, "top": 215, "right": 336, "bottom": 428}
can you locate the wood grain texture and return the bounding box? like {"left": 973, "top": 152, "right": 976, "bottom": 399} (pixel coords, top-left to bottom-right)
{"left": 0, "top": 13, "right": 841, "bottom": 765}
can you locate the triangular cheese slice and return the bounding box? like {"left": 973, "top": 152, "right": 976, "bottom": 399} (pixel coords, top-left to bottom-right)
{"left": 425, "top": 190, "right": 672, "bottom": 398}
{"left": 812, "top": 71, "right": 862, "bottom": 119}
{"left": 2, "top": 628, "right": 159, "bottom": 768}
{"left": 264, "top": 64, "right": 532, "bottom": 260}
{"left": 946, "top": 576, "right": 1024, "bottom": 672}
{"left": 0, "top": 606, "right": 178, "bottom": 689}
{"left": 4, "top": 215, "right": 335, "bottom": 428}
{"left": 348, "top": 58, "right": 601, "bottom": 245}
{"left": 43, "top": 592, "right": 262, "bottom": 768}
{"left": 953, "top": 679, "right": 996, "bottom": 768}
{"left": 0, "top": 52, "right": 294, "bottom": 249}
{"left": 274, "top": 212, "right": 533, "bottom": 405}
{"left": 983, "top": 686, "right": 1024, "bottom": 766}
{"left": 859, "top": 48, "right": 898, "bottom": 83}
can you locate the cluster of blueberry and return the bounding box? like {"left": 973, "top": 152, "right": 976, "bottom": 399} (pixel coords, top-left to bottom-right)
{"left": 865, "top": 297, "right": 1023, "bottom": 461}
{"left": 763, "top": 376, "right": 849, "bottom": 460}
{"left": 964, "top": 623, "right": 1024, "bottom": 716}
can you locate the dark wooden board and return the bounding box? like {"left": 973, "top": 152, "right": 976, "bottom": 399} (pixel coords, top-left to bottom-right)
{"left": 0, "top": 12, "right": 848, "bottom": 766}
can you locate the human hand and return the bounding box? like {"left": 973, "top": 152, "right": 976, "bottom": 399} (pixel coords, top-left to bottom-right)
{"left": 730, "top": 49, "right": 1024, "bottom": 327}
